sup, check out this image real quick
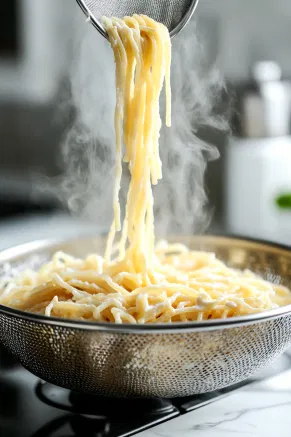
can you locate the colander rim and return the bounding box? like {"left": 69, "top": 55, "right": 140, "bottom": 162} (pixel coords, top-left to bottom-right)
{"left": 1, "top": 234, "right": 291, "bottom": 333}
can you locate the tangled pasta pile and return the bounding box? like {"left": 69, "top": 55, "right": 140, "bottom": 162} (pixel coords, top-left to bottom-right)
{"left": 1, "top": 241, "right": 290, "bottom": 323}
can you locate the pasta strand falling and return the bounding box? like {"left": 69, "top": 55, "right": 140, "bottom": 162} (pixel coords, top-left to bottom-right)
{"left": 1, "top": 15, "right": 291, "bottom": 323}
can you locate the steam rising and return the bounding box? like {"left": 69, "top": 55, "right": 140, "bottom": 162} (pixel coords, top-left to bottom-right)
{"left": 53, "top": 18, "right": 228, "bottom": 236}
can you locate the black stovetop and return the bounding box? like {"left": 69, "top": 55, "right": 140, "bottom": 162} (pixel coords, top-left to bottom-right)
{"left": 1, "top": 345, "right": 291, "bottom": 437}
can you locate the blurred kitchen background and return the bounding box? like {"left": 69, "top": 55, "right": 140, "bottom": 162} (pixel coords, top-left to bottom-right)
{"left": 1, "top": 0, "right": 291, "bottom": 249}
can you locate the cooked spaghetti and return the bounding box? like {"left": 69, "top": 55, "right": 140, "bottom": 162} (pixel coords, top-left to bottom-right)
{"left": 1, "top": 15, "right": 291, "bottom": 323}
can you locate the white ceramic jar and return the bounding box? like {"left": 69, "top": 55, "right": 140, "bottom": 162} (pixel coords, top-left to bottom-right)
{"left": 225, "top": 61, "right": 291, "bottom": 245}
{"left": 225, "top": 136, "right": 291, "bottom": 244}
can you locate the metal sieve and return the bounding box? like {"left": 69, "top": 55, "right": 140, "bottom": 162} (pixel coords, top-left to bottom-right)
{"left": 1, "top": 235, "right": 291, "bottom": 398}
{"left": 76, "top": 0, "right": 200, "bottom": 39}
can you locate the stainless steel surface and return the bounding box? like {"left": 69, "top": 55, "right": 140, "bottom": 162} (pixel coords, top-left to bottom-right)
{"left": 1, "top": 235, "right": 291, "bottom": 398}
{"left": 76, "top": 0, "right": 200, "bottom": 39}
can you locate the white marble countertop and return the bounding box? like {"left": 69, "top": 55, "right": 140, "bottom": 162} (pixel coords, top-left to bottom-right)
{"left": 136, "top": 368, "right": 291, "bottom": 437}
{"left": 0, "top": 213, "right": 103, "bottom": 251}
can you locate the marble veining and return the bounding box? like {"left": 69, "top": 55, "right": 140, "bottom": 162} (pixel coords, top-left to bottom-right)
{"left": 137, "top": 370, "right": 291, "bottom": 437}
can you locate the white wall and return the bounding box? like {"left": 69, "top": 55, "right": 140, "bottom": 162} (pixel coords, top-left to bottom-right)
{"left": 197, "top": 0, "right": 291, "bottom": 80}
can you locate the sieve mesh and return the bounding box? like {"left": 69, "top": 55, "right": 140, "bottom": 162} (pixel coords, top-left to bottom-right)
{"left": 1, "top": 235, "right": 291, "bottom": 398}
{"left": 76, "top": 0, "right": 199, "bottom": 37}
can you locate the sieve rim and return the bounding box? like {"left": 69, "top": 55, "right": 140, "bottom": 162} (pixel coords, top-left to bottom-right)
{"left": 75, "top": 0, "right": 200, "bottom": 39}
{"left": 1, "top": 234, "right": 291, "bottom": 334}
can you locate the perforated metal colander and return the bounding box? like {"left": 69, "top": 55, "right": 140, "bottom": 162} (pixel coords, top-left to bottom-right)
{"left": 1, "top": 235, "right": 291, "bottom": 398}
{"left": 76, "top": 0, "right": 200, "bottom": 38}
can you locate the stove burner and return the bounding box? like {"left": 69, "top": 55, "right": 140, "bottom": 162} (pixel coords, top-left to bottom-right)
{"left": 35, "top": 381, "right": 175, "bottom": 418}
{"left": 70, "top": 415, "right": 110, "bottom": 436}
{"left": 34, "top": 381, "right": 179, "bottom": 436}
{"left": 30, "top": 414, "right": 110, "bottom": 437}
